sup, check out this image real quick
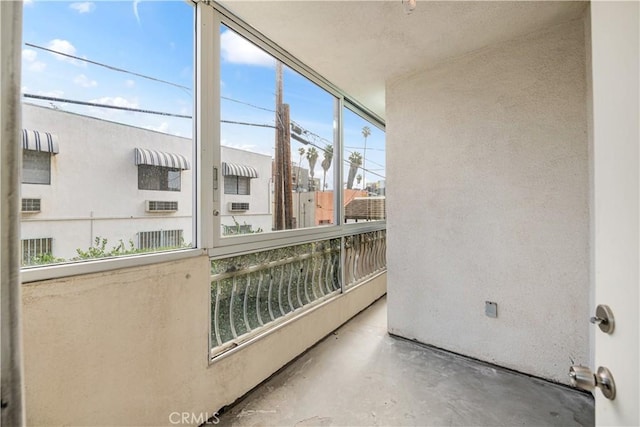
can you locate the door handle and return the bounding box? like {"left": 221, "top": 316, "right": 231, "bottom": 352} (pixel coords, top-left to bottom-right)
{"left": 569, "top": 365, "right": 616, "bottom": 400}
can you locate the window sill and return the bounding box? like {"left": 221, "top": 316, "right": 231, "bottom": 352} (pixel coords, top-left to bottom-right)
{"left": 20, "top": 247, "right": 206, "bottom": 284}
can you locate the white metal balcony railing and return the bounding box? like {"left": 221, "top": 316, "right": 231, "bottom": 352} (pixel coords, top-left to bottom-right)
{"left": 210, "top": 229, "right": 386, "bottom": 357}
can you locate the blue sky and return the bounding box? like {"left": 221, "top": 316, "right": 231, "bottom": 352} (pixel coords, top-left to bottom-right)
{"left": 21, "top": 0, "right": 385, "bottom": 188}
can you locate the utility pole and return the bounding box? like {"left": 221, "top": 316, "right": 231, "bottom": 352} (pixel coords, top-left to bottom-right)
{"left": 274, "top": 62, "right": 283, "bottom": 230}
{"left": 282, "top": 103, "right": 293, "bottom": 229}
{"left": 274, "top": 61, "right": 294, "bottom": 230}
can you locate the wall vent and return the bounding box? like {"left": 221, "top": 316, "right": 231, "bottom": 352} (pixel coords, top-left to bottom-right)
{"left": 146, "top": 200, "right": 178, "bottom": 212}
{"left": 22, "top": 198, "right": 41, "bottom": 212}
{"left": 229, "top": 202, "right": 249, "bottom": 212}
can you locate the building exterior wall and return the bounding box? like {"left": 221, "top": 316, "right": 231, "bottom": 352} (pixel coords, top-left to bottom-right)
{"left": 21, "top": 104, "right": 194, "bottom": 260}
{"left": 20, "top": 104, "right": 271, "bottom": 258}
{"left": 315, "top": 191, "right": 334, "bottom": 224}
{"left": 386, "top": 18, "right": 589, "bottom": 384}
{"left": 220, "top": 146, "right": 272, "bottom": 234}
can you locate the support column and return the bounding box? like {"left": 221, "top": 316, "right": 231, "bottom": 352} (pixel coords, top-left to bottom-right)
{"left": 1, "top": 1, "right": 26, "bottom": 425}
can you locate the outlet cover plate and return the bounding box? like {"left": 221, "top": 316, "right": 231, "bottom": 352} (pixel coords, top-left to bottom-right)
{"left": 485, "top": 301, "right": 498, "bottom": 318}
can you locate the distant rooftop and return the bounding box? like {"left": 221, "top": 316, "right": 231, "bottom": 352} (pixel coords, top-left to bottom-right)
{"left": 345, "top": 197, "right": 385, "bottom": 220}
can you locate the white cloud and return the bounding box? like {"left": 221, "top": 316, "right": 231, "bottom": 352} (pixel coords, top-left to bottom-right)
{"left": 74, "top": 74, "right": 97, "bottom": 88}
{"left": 133, "top": 0, "right": 142, "bottom": 24}
{"left": 29, "top": 61, "right": 47, "bottom": 72}
{"left": 47, "top": 39, "right": 76, "bottom": 57}
{"left": 90, "top": 96, "right": 138, "bottom": 109}
{"left": 220, "top": 30, "right": 275, "bottom": 67}
{"left": 23, "top": 0, "right": 34, "bottom": 6}
{"left": 125, "top": 79, "right": 135, "bottom": 88}
{"left": 22, "top": 49, "right": 37, "bottom": 62}
{"left": 22, "top": 49, "right": 47, "bottom": 72}
{"left": 69, "top": 2, "right": 95, "bottom": 14}
{"left": 46, "top": 39, "right": 86, "bottom": 67}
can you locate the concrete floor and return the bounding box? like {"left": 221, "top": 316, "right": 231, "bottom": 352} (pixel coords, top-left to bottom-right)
{"left": 218, "top": 296, "right": 594, "bottom": 426}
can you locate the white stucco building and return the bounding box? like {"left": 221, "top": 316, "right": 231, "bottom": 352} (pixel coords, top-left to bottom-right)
{"left": 20, "top": 103, "right": 272, "bottom": 263}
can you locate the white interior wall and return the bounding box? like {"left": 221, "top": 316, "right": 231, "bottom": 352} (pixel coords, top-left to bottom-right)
{"left": 22, "top": 256, "right": 386, "bottom": 425}
{"left": 386, "top": 18, "right": 589, "bottom": 384}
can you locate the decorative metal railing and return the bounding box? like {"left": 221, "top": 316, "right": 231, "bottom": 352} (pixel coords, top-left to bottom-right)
{"left": 344, "top": 230, "right": 387, "bottom": 288}
{"left": 210, "top": 229, "right": 386, "bottom": 355}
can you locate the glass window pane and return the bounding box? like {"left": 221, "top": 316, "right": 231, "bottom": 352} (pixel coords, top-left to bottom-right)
{"left": 22, "top": 150, "right": 51, "bottom": 184}
{"left": 342, "top": 108, "right": 386, "bottom": 222}
{"left": 20, "top": 1, "right": 195, "bottom": 266}
{"left": 224, "top": 176, "right": 237, "bottom": 195}
{"left": 138, "top": 166, "right": 181, "bottom": 192}
{"left": 220, "top": 25, "right": 338, "bottom": 236}
{"left": 237, "top": 177, "right": 250, "bottom": 195}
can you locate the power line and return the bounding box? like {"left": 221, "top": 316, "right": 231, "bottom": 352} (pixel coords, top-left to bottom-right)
{"left": 24, "top": 43, "right": 384, "bottom": 177}
{"left": 344, "top": 145, "right": 385, "bottom": 151}
{"left": 24, "top": 94, "right": 276, "bottom": 129}
{"left": 25, "top": 42, "right": 191, "bottom": 92}
{"left": 24, "top": 95, "right": 382, "bottom": 177}
{"left": 222, "top": 120, "right": 275, "bottom": 129}
{"left": 222, "top": 96, "right": 275, "bottom": 113}
{"left": 24, "top": 93, "right": 192, "bottom": 118}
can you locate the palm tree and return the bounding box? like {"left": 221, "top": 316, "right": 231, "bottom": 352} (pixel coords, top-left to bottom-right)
{"left": 356, "top": 174, "right": 362, "bottom": 188}
{"left": 306, "top": 147, "right": 318, "bottom": 191}
{"left": 361, "top": 126, "right": 371, "bottom": 191}
{"left": 320, "top": 145, "right": 333, "bottom": 192}
{"left": 296, "top": 147, "right": 305, "bottom": 191}
{"left": 346, "top": 151, "right": 362, "bottom": 190}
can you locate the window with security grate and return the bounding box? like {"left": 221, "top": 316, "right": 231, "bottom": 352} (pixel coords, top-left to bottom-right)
{"left": 137, "top": 229, "right": 183, "bottom": 250}
{"left": 21, "top": 238, "right": 53, "bottom": 265}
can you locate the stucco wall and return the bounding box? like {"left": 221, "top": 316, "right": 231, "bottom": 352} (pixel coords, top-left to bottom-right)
{"left": 21, "top": 105, "right": 274, "bottom": 258}
{"left": 21, "top": 104, "right": 194, "bottom": 259}
{"left": 22, "top": 256, "right": 386, "bottom": 425}
{"left": 386, "top": 18, "right": 589, "bottom": 383}
{"left": 220, "top": 146, "right": 272, "bottom": 233}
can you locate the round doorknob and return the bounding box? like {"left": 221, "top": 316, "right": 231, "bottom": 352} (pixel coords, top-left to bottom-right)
{"left": 569, "top": 365, "right": 596, "bottom": 390}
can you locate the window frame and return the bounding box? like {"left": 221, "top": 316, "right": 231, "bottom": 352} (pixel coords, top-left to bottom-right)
{"left": 19, "top": 0, "right": 386, "bottom": 282}
{"left": 20, "top": 0, "right": 202, "bottom": 283}
{"left": 208, "top": 3, "right": 386, "bottom": 258}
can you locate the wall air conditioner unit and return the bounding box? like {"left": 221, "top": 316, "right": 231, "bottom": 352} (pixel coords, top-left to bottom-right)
{"left": 229, "top": 202, "right": 249, "bottom": 212}
{"left": 21, "top": 198, "right": 41, "bottom": 213}
{"left": 146, "top": 200, "right": 178, "bottom": 212}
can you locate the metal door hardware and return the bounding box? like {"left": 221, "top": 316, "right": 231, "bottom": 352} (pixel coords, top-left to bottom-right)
{"left": 590, "top": 304, "right": 615, "bottom": 334}
{"left": 569, "top": 365, "right": 616, "bottom": 400}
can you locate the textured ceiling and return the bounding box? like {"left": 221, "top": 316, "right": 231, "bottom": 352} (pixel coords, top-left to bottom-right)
{"left": 219, "top": 1, "right": 587, "bottom": 119}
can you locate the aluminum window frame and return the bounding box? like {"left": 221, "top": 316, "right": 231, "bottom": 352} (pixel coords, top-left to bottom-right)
{"left": 207, "top": 1, "right": 386, "bottom": 258}
{"left": 19, "top": 0, "right": 387, "bottom": 283}
{"left": 20, "top": 0, "right": 202, "bottom": 283}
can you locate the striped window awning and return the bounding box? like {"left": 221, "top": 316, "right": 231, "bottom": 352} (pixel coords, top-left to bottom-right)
{"left": 22, "top": 129, "right": 60, "bottom": 154}
{"left": 134, "top": 148, "right": 190, "bottom": 170}
{"left": 222, "top": 162, "right": 258, "bottom": 178}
